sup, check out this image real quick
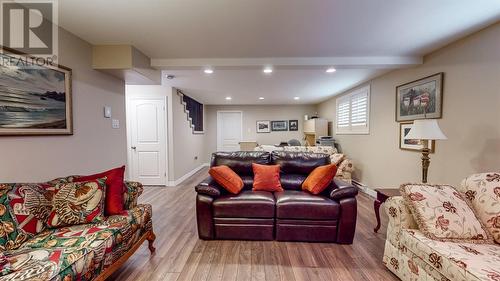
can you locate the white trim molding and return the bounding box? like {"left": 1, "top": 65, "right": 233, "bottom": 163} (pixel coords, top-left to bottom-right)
{"left": 168, "top": 163, "right": 209, "bottom": 186}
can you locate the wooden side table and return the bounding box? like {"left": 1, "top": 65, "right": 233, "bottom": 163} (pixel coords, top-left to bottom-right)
{"left": 373, "top": 188, "right": 400, "bottom": 233}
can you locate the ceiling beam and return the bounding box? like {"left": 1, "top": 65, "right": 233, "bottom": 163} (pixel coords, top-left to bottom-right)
{"left": 151, "top": 56, "right": 422, "bottom": 70}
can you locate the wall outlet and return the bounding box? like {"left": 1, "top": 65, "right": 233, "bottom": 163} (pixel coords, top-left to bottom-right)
{"left": 112, "top": 119, "right": 119, "bottom": 129}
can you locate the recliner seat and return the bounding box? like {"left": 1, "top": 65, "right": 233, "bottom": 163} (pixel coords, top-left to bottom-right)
{"left": 195, "top": 151, "right": 358, "bottom": 243}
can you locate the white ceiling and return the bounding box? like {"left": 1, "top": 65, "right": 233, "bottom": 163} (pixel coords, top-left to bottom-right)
{"left": 58, "top": 0, "right": 500, "bottom": 104}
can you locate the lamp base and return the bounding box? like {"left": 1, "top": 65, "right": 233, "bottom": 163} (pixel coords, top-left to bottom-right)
{"left": 421, "top": 140, "right": 430, "bottom": 183}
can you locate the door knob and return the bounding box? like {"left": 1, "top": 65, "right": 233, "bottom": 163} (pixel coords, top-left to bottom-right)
{"left": 131, "top": 146, "right": 136, "bottom": 150}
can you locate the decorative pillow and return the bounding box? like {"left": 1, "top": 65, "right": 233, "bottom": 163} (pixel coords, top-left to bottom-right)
{"left": 209, "top": 165, "right": 244, "bottom": 194}
{"left": 302, "top": 164, "right": 337, "bottom": 195}
{"left": 74, "top": 166, "right": 125, "bottom": 216}
{"left": 460, "top": 172, "right": 500, "bottom": 244}
{"left": 0, "top": 183, "right": 52, "bottom": 251}
{"left": 400, "top": 183, "right": 493, "bottom": 243}
{"left": 252, "top": 163, "right": 283, "bottom": 192}
{"left": 330, "top": 153, "right": 345, "bottom": 165}
{"left": 46, "top": 178, "right": 106, "bottom": 228}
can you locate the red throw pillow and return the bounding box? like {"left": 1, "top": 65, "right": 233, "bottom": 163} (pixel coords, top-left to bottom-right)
{"left": 252, "top": 163, "right": 283, "bottom": 192}
{"left": 75, "top": 166, "right": 125, "bottom": 215}
{"left": 302, "top": 164, "right": 337, "bottom": 195}
{"left": 209, "top": 165, "right": 244, "bottom": 194}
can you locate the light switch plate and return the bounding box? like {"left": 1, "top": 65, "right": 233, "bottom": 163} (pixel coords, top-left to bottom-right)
{"left": 104, "top": 106, "right": 112, "bottom": 118}
{"left": 112, "top": 119, "right": 119, "bottom": 129}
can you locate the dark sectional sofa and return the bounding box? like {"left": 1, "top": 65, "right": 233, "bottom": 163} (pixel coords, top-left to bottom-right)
{"left": 195, "top": 151, "right": 358, "bottom": 243}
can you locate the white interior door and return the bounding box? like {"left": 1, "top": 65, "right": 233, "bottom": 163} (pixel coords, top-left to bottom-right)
{"left": 217, "top": 111, "right": 243, "bottom": 151}
{"left": 129, "top": 99, "right": 167, "bottom": 185}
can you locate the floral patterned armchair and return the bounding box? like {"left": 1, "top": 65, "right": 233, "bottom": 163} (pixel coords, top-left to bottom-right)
{"left": 383, "top": 172, "right": 500, "bottom": 281}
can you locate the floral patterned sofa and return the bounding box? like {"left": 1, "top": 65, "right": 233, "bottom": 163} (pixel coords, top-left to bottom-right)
{"left": 254, "top": 145, "right": 355, "bottom": 183}
{"left": 383, "top": 172, "right": 500, "bottom": 281}
{"left": 0, "top": 176, "right": 154, "bottom": 281}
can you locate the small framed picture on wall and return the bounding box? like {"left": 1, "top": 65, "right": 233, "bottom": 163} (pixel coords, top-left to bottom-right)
{"left": 289, "top": 120, "right": 298, "bottom": 131}
{"left": 271, "top": 120, "right": 288, "bottom": 131}
{"left": 256, "top": 120, "right": 270, "bottom": 133}
{"left": 399, "top": 122, "right": 435, "bottom": 152}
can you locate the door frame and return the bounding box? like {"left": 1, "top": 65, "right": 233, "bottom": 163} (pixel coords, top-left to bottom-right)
{"left": 216, "top": 110, "right": 243, "bottom": 151}
{"left": 126, "top": 97, "right": 168, "bottom": 186}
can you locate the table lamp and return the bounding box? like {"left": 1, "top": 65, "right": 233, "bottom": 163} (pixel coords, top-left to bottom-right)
{"left": 405, "top": 119, "right": 447, "bottom": 183}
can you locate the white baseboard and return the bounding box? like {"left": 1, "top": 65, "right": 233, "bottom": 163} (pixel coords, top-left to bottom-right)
{"left": 352, "top": 179, "right": 377, "bottom": 198}
{"left": 168, "top": 163, "right": 209, "bottom": 186}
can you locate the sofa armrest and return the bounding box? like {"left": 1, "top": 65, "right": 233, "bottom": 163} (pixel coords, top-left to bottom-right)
{"left": 325, "top": 178, "right": 358, "bottom": 201}
{"left": 123, "top": 181, "right": 144, "bottom": 210}
{"left": 195, "top": 176, "right": 223, "bottom": 198}
{"left": 384, "top": 196, "right": 418, "bottom": 246}
{"left": 335, "top": 158, "right": 354, "bottom": 183}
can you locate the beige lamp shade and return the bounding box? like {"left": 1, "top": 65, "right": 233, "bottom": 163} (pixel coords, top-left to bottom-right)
{"left": 405, "top": 119, "right": 447, "bottom": 140}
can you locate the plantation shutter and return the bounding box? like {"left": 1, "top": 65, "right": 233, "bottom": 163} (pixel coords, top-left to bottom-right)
{"left": 335, "top": 85, "right": 370, "bottom": 134}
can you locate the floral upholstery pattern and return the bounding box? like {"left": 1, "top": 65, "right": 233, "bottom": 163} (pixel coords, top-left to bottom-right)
{"left": 400, "top": 183, "right": 492, "bottom": 243}
{"left": 306, "top": 146, "right": 338, "bottom": 155}
{"left": 330, "top": 153, "right": 345, "bottom": 165}
{"left": 0, "top": 183, "right": 54, "bottom": 251}
{"left": 46, "top": 179, "right": 107, "bottom": 228}
{"left": 0, "top": 175, "right": 152, "bottom": 281}
{"left": 400, "top": 229, "right": 500, "bottom": 281}
{"left": 384, "top": 194, "right": 500, "bottom": 281}
{"left": 0, "top": 204, "right": 152, "bottom": 281}
{"left": 459, "top": 172, "right": 500, "bottom": 244}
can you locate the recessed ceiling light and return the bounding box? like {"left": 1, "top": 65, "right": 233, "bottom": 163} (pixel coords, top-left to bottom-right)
{"left": 294, "top": 97, "right": 300, "bottom": 100}
{"left": 204, "top": 68, "right": 214, "bottom": 74}
{"left": 259, "top": 97, "right": 265, "bottom": 100}
{"left": 326, "top": 67, "right": 336, "bottom": 73}
{"left": 263, "top": 67, "right": 273, "bottom": 74}
{"left": 225, "top": 97, "right": 232, "bottom": 100}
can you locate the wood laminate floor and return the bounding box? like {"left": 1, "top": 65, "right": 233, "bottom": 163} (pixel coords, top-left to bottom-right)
{"left": 108, "top": 168, "right": 398, "bottom": 281}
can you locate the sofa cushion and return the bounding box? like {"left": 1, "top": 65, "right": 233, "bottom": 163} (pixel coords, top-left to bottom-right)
{"left": 401, "top": 183, "right": 492, "bottom": 243}
{"left": 400, "top": 229, "right": 500, "bottom": 281}
{"left": 209, "top": 165, "right": 244, "bottom": 194}
{"left": 213, "top": 191, "right": 275, "bottom": 218}
{"left": 47, "top": 178, "right": 106, "bottom": 228}
{"left": 275, "top": 190, "right": 339, "bottom": 220}
{"left": 0, "top": 183, "right": 52, "bottom": 251}
{"left": 210, "top": 151, "right": 270, "bottom": 175}
{"left": 74, "top": 165, "right": 126, "bottom": 216}
{"left": 279, "top": 174, "right": 307, "bottom": 190}
{"left": 252, "top": 163, "right": 283, "bottom": 192}
{"left": 271, "top": 151, "right": 330, "bottom": 175}
{"left": 460, "top": 172, "right": 500, "bottom": 244}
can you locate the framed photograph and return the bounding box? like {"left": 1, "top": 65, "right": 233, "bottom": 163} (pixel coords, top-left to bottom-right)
{"left": 0, "top": 49, "right": 72, "bottom": 135}
{"left": 271, "top": 120, "right": 288, "bottom": 131}
{"left": 256, "top": 120, "right": 270, "bottom": 133}
{"left": 399, "top": 122, "right": 435, "bottom": 153}
{"left": 288, "top": 120, "right": 298, "bottom": 131}
{"left": 396, "top": 73, "right": 443, "bottom": 122}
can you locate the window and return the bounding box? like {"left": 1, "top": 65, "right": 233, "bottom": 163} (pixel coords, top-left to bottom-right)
{"left": 335, "top": 85, "right": 370, "bottom": 134}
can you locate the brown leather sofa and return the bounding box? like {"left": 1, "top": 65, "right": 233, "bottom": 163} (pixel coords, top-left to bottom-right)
{"left": 195, "top": 151, "right": 358, "bottom": 243}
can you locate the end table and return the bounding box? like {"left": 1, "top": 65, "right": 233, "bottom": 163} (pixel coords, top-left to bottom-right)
{"left": 373, "top": 188, "right": 400, "bottom": 233}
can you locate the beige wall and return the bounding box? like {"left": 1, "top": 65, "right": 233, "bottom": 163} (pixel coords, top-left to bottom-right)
{"left": 204, "top": 104, "right": 316, "bottom": 160}
{"left": 317, "top": 22, "right": 500, "bottom": 188}
{"left": 172, "top": 89, "right": 207, "bottom": 179}
{"left": 0, "top": 28, "right": 127, "bottom": 182}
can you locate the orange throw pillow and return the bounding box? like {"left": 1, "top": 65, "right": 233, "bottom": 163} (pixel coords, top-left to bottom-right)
{"left": 302, "top": 164, "right": 337, "bottom": 195}
{"left": 252, "top": 163, "right": 283, "bottom": 192}
{"left": 209, "top": 165, "right": 244, "bottom": 194}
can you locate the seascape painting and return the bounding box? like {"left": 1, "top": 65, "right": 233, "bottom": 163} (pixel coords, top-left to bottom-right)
{"left": 396, "top": 73, "right": 443, "bottom": 122}
{"left": 0, "top": 52, "right": 72, "bottom": 135}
